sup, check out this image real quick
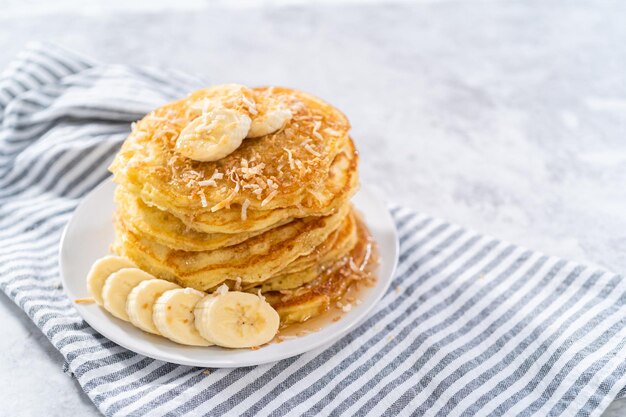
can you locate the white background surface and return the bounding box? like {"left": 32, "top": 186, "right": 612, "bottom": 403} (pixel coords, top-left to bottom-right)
{"left": 1, "top": 0, "right": 625, "bottom": 415}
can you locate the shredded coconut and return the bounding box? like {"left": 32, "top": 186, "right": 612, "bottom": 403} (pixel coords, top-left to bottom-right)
{"left": 241, "top": 162, "right": 265, "bottom": 179}
{"left": 267, "top": 179, "right": 278, "bottom": 190}
{"left": 261, "top": 190, "right": 278, "bottom": 207}
{"left": 360, "top": 243, "right": 372, "bottom": 271}
{"left": 241, "top": 198, "right": 250, "bottom": 221}
{"left": 198, "top": 190, "right": 208, "bottom": 208}
{"left": 198, "top": 169, "right": 224, "bottom": 187}
{"left": 312, "top": 121, "right": 324, "bottom": 140}
{"left": 304, "top": 144, "right": 321, "bottom": 157}
{"left": 283, "top": 148, "right": 295, "bottom": 169}
{"left": 210, "top": 172, "right": 240, "bottom": 212}
{"left": 215, "top": 284, "right": 229, "bottom": 296}
{"left": 349, "top": 257, "right": 360, "bottom": 273}
{"left": 323, "top": 127, "right": 341, "bottom": 136}
{"left": 242, "top": 95, "right": 258, "bottom": 115}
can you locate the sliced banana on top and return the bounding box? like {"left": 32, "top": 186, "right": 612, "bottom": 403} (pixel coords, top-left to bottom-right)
{"left": 86, "top": 255, "right": 135, "bottom": 306}
{"left": 102, "top": 267, "right": 155, "bottom": 321}
{"left": 126, "top": 279, "right": 180, "bottom": 335}
{"left": 247, "top": 98, "right": 292, "bottom": 138}
{"left": 175, "top": 107, "right": 251, "bottom": 162}
{"left": 194, "top": 289, "right": 280, "bottom": 348}
{"left": 153, "top": 288, "right": 212, "bottom": 346}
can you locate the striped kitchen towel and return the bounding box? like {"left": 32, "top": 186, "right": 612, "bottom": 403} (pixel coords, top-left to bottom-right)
{"left": 2, "top": 42, "right": 626, "bottom": 417}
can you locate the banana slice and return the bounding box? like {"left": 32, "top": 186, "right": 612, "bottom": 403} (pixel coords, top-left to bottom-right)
{"left": 86, "top": 255, "right": 135, "bottom": 306}
{"left": 175, "top": 107, "right": 251, "bottom": 162}
{"left": 247, "top": 99, "right": 292, "bottom": 138}
{"left": 153, "top": 288, "right": 212, "bottom": 346}
{"left": 101, "top": 268, "right": 155, "bottom": 321}
{"left": 126, "top": 279, "right": 180, "bottom": 335}
{"left": 194, "top": 288, "right": 280, "bottom": 348}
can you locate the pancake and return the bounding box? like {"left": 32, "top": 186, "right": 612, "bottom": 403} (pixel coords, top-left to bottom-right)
{"left": 107, "top": 83, "right": 377, "bottom": 328}
{"left": 113, "top": 204, "right": 350, "bottom": 291}
{"left": 240, "top": 210, "right": 358, "bottom": 292}
{"left": 109, "top": 87, "right": 354, "bottom": 226}
{"left": 114, "top": 187, "right": 287, "bottom": 252}
{"left": 115, "top": 137, "right": 359, "bottom": 234}
{"left": 263, "top": 209, "right": 358, "bottom": 279}
{"left": 264, "top": 214, "right": 377, "bottom": 325}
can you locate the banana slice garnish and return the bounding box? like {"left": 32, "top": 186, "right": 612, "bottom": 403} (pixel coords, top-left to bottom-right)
{"left": 247, "top": 99, "right": 292, "bottom": 138}
{"left": 126, "top": 278, "right": 181, "bottom": 335}
{"left": 87, "top": 255, "right": 281, "bottom": 348}
{"left": 194, "top": 286, "right": 280, "bottom": 348}
{"left": 175, "top": 107, "right": 251, "bottom": 162}
{"left": 153, "top": 288, "right": 212, "bottom": 346}
{"left": 86, "top": 255, "right": 135, "bottom": 306}
{"left": 176, "top": 85, "right": 293, "bottom": 161}
{"left": 101, "top": 267, "right": 155, "bottom": 321}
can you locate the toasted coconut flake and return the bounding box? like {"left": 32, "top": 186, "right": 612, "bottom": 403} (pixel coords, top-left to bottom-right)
{"left": 242, "top": 95, "right": 258, "bottom": 115}
{"left": 74, "top": 297, "right": 95, "bottom": 304}
{"left": 240, "top": 162, "right": 266, "bottom": 179}
{"left": 261, "top": 190, "right": 278, "bottom": 207}
{"left": 241, "top": 198, "right": 250, "bottom": 221}
{"left": 198, "top": 190, "right": 208, "bottom": 208}
{"left": 234, "top": 277, "right": 242, "bottom": 291}
{"left": 198, "top": 169, "right": 224, "bottom": 187}
{"left": 349, "top": 258, "right": 360, "bottom": 273}
{"left": 304, "top": 144, "right": 321, "bottom": 158}
{"left": 210, "top": 172, "right": 241, "bottom": 212}
{"left": 283, "top": 148, "right": 295, "bottom": 169}
{"left": 323, "top": 127, "right": 342, "bottom": 136}
{"left": 266, "top": 179, "right": 278, "bottom": 190}
{"left": 360, "top": 243, "right": 372, "bottom": 271}
{"left": 215, "top": 284, "right": 229, "bottom": 296}
{"left": 312, "top": 121, "right": 324, "bottom": 140}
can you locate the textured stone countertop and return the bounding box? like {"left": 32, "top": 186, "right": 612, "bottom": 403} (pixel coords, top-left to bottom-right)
{"left": 1, "top": 0, "right": 625, "bottom": 415}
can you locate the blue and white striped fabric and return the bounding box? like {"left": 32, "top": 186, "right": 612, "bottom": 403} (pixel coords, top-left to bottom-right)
{"left": 2, "top": 43, "right": 626, "bottom": 417}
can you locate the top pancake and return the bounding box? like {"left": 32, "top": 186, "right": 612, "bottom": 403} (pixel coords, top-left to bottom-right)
{"left": 109, "top": 86, "right": 354, "bottom": 232}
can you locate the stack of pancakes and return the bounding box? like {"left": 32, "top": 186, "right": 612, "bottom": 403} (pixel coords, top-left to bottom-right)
{"left": 109, "top": 86, "right": 375, "bottom": 325}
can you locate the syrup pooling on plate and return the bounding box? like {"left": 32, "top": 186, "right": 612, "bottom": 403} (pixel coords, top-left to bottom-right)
{"left": 265, "top": 213, "right": 379, "bottom": 330}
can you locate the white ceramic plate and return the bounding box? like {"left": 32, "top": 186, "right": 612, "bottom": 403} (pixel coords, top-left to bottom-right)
{"left": 59, "top": 178, "right": 398, "bottom": 368}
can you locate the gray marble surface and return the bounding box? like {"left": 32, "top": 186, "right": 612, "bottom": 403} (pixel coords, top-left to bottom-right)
{"left": 2, "top": 0, "right": 626, "bottom": 416}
